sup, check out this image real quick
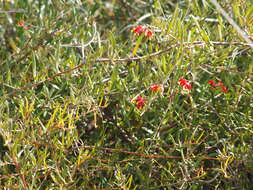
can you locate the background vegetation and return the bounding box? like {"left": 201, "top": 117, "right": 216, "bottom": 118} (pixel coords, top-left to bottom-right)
{"left": 0, "top": 0, "right": 253, "bottom": 189}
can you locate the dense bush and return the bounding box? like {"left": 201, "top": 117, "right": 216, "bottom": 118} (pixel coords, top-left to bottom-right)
{"left": 0, "top": 0, "right": 253, "bottom": 189}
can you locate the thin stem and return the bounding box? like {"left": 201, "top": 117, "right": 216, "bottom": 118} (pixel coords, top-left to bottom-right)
{"left": 4, "top": 41, "right": 253, "bottom": 97}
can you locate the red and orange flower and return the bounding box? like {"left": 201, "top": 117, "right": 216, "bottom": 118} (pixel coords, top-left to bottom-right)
{"left": 134, "top": 97, "right": 146, "bottom": 109}
{"left": 208, "top": 80, "right": 228, "bottom": 93}
{"left": 17, "top": 22, "right": 28, "bottom": 29}
{"left": 178, "top": 78, "right": 192, "bottom": 90}
{"left": 150, "top": 84, "right": 164, "bottom": 93}
{"left": 132, "top": 25, "right": 154, "bottom": 38}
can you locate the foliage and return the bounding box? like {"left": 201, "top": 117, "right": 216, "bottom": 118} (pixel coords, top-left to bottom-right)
{"left": 0, "top": 0, "right": 253, "bottom": 189}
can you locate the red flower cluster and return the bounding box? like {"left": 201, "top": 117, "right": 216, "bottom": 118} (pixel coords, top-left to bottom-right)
{"left": 208, "top": 80, "right": 228, "bottom": 93}
{"left": 134, "top": 84, "right": 163, "bottom": 109}
{"left": 133, "top": 79, "right": 228, "bottom": 109}
{"left": 132, "top": 25, "right": 154, "bottom": 38}
{"left": 207, "top": 80, "right": 218, "bottom": 87}
{"left": 134, "top": 97, "right": 146, "bottom": 109}
{"left": 150, "top": 84, "right": 164, "bottom": 93}
{"left": 250, "top": 18, "right": 253, "bottom": 24}
{"left": 178, "top": 78, "right": 192, "bottom": 90}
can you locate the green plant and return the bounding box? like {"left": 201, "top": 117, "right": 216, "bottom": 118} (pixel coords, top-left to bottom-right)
{"left": 0, "top": 0, "right": 253, "bottom": 189}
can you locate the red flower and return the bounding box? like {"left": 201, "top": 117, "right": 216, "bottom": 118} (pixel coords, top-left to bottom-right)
{"left": 221, "top": 85, "right": 228, "bottom": 93}
{"left": 184, "top": 83, "right": 192, "bottom": 90}
{"left": 135, "top": 97, "right": 146, "bottom": 109}
{"left": 208, "top": 80, "right": 218, "bottom": 87}
{"left": 179, "top": 78, "right": 189, "bottom": 86}
{"left": 145, "top": 30, "right": 153, "bottom": 38}
{"left": 132, "top": 25, "right": 154, "bottom": 38}
{"left": 17, "top": 22, "right": 28, "bottom": 29}
{"left": 250, "top": 18, "right": 253, "bottom": 23}
{"left": 133, "top": 25, "right": 145, "bottom": 35}
{"left": 178, "top": 78, "right": 192, "bottom": 90}
{"left": 208, "top": 80, "right": 228, "bottom": 93}
{"left": 150, "top": 84, "right": 163, "bottom": 93}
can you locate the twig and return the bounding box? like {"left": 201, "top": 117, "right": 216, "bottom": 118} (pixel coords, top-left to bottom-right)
{"left": 0, "top": 10, "right": 26, "bottom": 13}
{"left": 5, "top": 60, "right": 87, "bottom": 97}
{"left": 30, "top": 141, "right": 253, "bottom": 163}
{"left": 4, "top": 41, "right": 253, "bottom": 97}
{"left": 201, "top": 64, "right": 253, "bottom": 75}
{"left": 95, "top": 41, "right": 252, "bottom": 63}
{"left": 71, "top": 145, "right": 221, "bottom": 160}
{"left": 29, "top": 142, "right": 219, "bottom": 161}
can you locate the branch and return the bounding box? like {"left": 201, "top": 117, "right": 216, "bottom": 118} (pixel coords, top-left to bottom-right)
{"left": 0, "top": 10, "right": 26, "bottom": 13}
{"left": 201, "top": 64, "right": 253, "bottom": 75}
{"left": 4, "top": 41, "right": 253, "bottom": 97}
{"left": 31, "top": 142, "right": 221, "bottom": 161}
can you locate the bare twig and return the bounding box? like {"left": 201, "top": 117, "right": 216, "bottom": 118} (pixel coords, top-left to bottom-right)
{"left": 5, "top": 60, "right": 87, "bottom": 97}
{"left": 201, "top": 64, "right": 253, "bottom": 75}
{"left": 0, "top": 10, "right": 26, "bottom": 13}
{"left": 31, "top": 142, "right": 221, "bottom": 161}
{"left": 4, "top": 41, "right": 253, "bottom": 97}
{"left": 75, "top": 145, "right": 220, "bottom": 160}
{"left": 30, "top": 141, "right": 253, "bottom": 163}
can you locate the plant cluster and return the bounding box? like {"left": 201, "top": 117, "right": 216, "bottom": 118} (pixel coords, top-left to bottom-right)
{"left": 0, "top": 0, "right": 253, "bottom": 189}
